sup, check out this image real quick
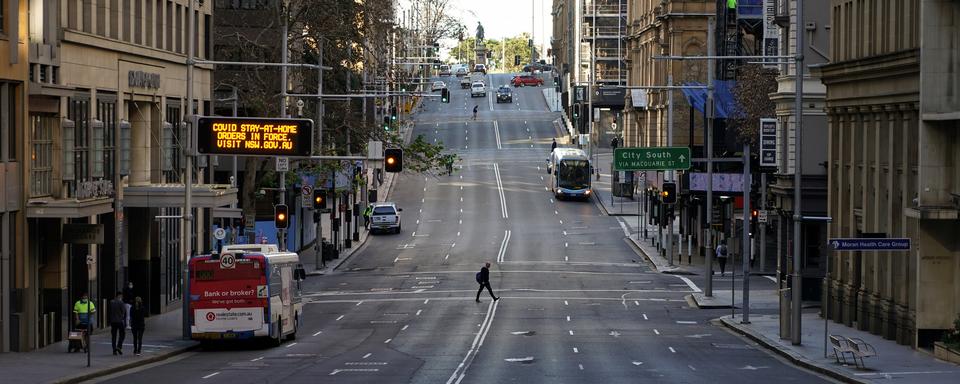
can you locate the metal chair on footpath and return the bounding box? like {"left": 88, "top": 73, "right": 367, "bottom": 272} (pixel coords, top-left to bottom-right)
{"left": 845, "top": 337, "right": 878, "bottom": 369}
{"left": 829, "top": 335, "right": 855, "bottom": 364}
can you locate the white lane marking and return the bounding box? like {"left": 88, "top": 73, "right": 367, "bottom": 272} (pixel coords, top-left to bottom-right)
{"left": 363, "top": 353, "right": 372, "bottom": 359}
{"left": 356, "top": 301, "right": 364, "bottom": 306}
{"left": 653, "top": 329, "right": 660, "bottom": 335}
{"left": 578, "top": 364, "right": 584, "bottom": 371}
{"left": 336, "top": 315, "right": 345, "bottom": 321}
{"left": 496, "top": 230, "right": 512, "bottom": 263}
{"left": 493, "top": 163, "right": 508, "bottom": 219}
{"left": 424, "top": 299, "right": 430, "bottom": 304}
{"left": 564, "top": 256, "right": 568, "bottom": 262}
{"left": 384, "top": 338, "right": 392, "bottom": 344}
{"left": 285, "top": 342, "right": 298, "bottom": 348}
{"left": 688, "top": 365, "right": 697, "bottom": 371}
{"left": 573, "top": 347, "right": 579, "bottom": 353}
{"left": 457, "top": 231, "right": 461, "bottom": 237}
{"left": 202, "top": 372, "right": 220, "bottom": 379}
{"left": 555, "top": 210, "right": 559, "bottom": 215}
{"left": 632, "top": 361, "right": 644, "bottom": 366}
{"left": 674, "top": 275, "right": 703, "bottom": 293}
{"left": 566, "top": 316, "right": 571, "bottom": 322}
{"left": 562, "top": 230, "right": 567, "bottom": 236}
{"left": 549, "top": 198, "right": 554, "bottom": 203}
{"left": 504, "top": 356, "right": 535, "bottom": 363}
{"left": 312, "top": 331, "right": 323, "bottom": 337}
{"left": 764, "top": 275, "right": 778, "bottom": 283}
{"left": 569, "top": 330, "right": 574, "bottom": 335}
{"left": 445, "top": 254, "right": 450, "bottom": 260}
{"left": 676, "top": 321, "right": 697, "bottom": 325}
{"left": 564, "top": 242, "right": 568, "bottom": 248}
{"left": 669, "top": 347, "right": 676, "bottom": 353}
{"left": 250, "top": 356, "right": 265, "bottom": 362}
{"left": 559, "top": 220, "right": 563, "bottom": 225}
{"left": 564, "top": 300, "right": 569, "bottom": 306}
{"left": 494, "top": 120, "right": 502, "bottom": 149}
{"left": 444, "top": 300, "right": 500, "bottom": 384}
{"left": 634, "top": 300, "right": 640, "bottom": 306}
{"left": 416, "top": 310, "right": 422, "bottom": 316}
{"left": 402, "top": 325, "right": 409, "bottom": 331}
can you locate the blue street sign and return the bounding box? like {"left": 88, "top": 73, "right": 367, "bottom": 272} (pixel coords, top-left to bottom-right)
{"left": 829, "top": 238, "right": 911, "bottom": 251}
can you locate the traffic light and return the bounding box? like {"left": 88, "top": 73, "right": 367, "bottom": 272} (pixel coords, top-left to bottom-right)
{"left": 274, "top": 204, "right": 289, "bottom": 229}
{"left": 751, "top": 209, "right": 760, "bottom": 235}
{"left": 383, "top": 116, "right": 390, "bottom": 130}
{"left": 313, "top": 189, "right": 327, "bottom": 210}
{"left": 390, "top": 106, "right": 398, "bottom": 121}
{"left": 662, "top": 182, "right": 677, "bottom": 205}
{"left": 441, "top": 88, "right": 450, "bottom": 103}
{"left": 384, "top": 148, "right": 403, "bottom": 173}
{"left": 514, "top": 55, "right": 521, "bottom": 66}
{"left": 573, "top": 104, "right": 581, "bottom": 119}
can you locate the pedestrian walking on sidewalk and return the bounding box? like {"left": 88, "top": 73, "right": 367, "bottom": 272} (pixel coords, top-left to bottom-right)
{"left": 551, "top": 138, "right": 557, "bottom": 152}
{"left": 130, "top": 297, "right": 147, "bottom": 356}
{"left": 109, "top": 292, "right": 127, "bottom": 355}
{"left": 716, "top": 241, "right": 729, "bottom": 276}
{"left": 475, "top": 262, "right": 499, "bottom": 302}
{"left": 123, "top": 281, "right": 134, "bottom": 329}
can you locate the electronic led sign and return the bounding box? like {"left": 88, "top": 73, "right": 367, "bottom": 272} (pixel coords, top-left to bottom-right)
{"left": 197, "top": 117, "right": 314, "bottom": 157}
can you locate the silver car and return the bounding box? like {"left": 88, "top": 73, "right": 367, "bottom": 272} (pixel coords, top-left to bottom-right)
{"left": 370, "top": 202, "right": 402, "bottom": 234}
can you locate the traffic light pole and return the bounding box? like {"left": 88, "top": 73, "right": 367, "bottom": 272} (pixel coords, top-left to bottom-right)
{"left": 667, "top": 74, "right": 675, "bottom": 267}
{"left": 742, "top": 143, "right": 751, "bottom": 324}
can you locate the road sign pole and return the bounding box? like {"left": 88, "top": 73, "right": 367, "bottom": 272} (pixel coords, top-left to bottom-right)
{"left": 667, "top": 74, "right": 675, "bottom": 267}
{"left": 705, "top": 17, "right": 715, "bottom": 298}
{"left": 761, "top": 172, "right": 767, "bottom": 272}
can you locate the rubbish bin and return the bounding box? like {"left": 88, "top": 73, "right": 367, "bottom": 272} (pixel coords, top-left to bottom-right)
{"left": 322, "top": 241, "right": 339, "bottom": 261}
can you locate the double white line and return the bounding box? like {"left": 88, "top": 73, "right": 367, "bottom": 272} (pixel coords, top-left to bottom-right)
{"left": 493, "top": 120, "right": 502, "bottom": 149}
{"left": 493, "top": 163, "right": 508, "bottom": 219}
{"left": 497, "top": 230, "right": 512, "bottom": 263}
{"left": 446, "top": 299, "right": 501, "bottom": 384}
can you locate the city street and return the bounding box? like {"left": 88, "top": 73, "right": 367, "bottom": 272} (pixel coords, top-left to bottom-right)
{"left": 90, "top": 74, "right": 834, "bottom": 384}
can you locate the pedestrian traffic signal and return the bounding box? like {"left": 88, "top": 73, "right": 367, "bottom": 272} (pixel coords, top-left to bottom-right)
{"left": 441, "top": 88, "right": 450, "bottom": 103}
{"left": 313, "top": 190, "right": 327, "bottom": 210}
{"left": 384, "top": 148, "right": 403, "bottom": 173}
{"left": 662, "top": 182, "right": 677, "bottom": 205}
{"left": 274, "top": 204, "right": 289, "bottom": 229}
{"left": 514, "top": 55, "right": 521, "bottom": 66}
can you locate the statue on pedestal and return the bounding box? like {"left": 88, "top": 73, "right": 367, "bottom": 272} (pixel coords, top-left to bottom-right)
{"left": 475, "top": 22, "right": 485, "bottom": 46}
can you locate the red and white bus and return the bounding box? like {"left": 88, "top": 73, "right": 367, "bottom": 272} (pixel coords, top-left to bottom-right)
{"left": 189, "top": 247, "right": 305, "bottom": 344}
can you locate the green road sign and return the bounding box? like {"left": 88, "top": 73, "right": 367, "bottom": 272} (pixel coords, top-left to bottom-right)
{"left": 614, "top": 147, "right": 691, "bottom": 171}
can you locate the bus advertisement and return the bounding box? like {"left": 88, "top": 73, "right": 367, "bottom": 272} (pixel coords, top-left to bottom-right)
{"left": 189, "top": 250, "right": 304, "bottom": 344}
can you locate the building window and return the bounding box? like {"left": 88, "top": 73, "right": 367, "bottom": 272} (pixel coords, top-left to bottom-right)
{"left": 1, "top": 82, "right": 18, "bottom": 161}
{"left": 163, "top": 101, "right": 182, "bottom": 182}
{"left": 67, "top": 96, "right": 90, "bottom": 183}
{"left": 1, "top": 0, "right": 5, "bottom": 34}
{"left": 30, "top": 115, "right": 55, "bottom": 197}
{"left": 97, "top": 96, "right": 116, "bottom": 180}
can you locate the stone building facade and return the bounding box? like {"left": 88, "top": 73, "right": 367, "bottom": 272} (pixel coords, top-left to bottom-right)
{"left": 819, "top": 0, "right": 960, "bottom": 347}
{"left": 21, "top": 0, "right": 234, "bottom": 351}
{"left": 0, "top": 0, "right": 28, "bottom": 352}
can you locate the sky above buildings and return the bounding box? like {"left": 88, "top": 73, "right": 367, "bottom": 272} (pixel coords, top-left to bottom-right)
{"left": 398, "top": 0, "right": 554, "bottom": 58}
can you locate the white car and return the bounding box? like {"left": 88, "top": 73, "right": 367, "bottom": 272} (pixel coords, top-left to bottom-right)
{"left": 470, "top": 82, "right": 486, "bottom": 97}
{"left": 431, "top": 81, "right": 447, "bottom": 92}
{"left": 369, "top": 202, "right": 402, "bottom": 234}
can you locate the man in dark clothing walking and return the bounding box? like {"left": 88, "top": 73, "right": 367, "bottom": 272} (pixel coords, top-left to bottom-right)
{"left": 551, "top": 138, "right": 557, "bottom": 152}
{"left": 475, "top": 262, "right": 499, "bottom": 302}
{"left": 109, "top": 292, "right": 127, "bottom": 355}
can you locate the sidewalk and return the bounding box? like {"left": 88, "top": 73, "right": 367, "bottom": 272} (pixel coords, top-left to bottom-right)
{"left": 592, "top": 151, "right": 960, "bottom": 384}
{"left": 0, "top": 308, "right": 196, "bottom": 384}
{"left": 721, "top": 313, "right": 960, "bottom": 384}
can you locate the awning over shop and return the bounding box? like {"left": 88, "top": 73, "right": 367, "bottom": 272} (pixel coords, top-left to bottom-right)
{"left": 680, "top": 80, "right": 741, "bottom": 119}
{"left": 124, "top": 184, "right": 238, "bottom": 208}
{"left": 26, "top": 197, "right": 115, "bottom": 218}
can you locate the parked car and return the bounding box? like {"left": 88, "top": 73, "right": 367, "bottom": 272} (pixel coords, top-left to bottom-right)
{"left": 471, "top": 82, "right": 487, "bottom": 97}
{"left": 512, "top": 75, "right": 544, "bottom": 87}
{"left": 439, "top": 65, "right": 451, "bottom": 76}
{"left": 473, "top": 64, "right": 487, "bottom": 74}
{"left": 496, "top": 86, "right": 513, "bottom": 103}
{"left": 431, "top": 81, "right": 447, "bottom": 92}
{"left": 369, "top": 202, "right": 402, "bottom": 234}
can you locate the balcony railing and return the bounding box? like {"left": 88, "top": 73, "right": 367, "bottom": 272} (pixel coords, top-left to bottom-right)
{"left": 581, "top": 24, "right": 624, "bottom": 39}
{"left": 583, "top": 2, "right": 626, "bottom": 16}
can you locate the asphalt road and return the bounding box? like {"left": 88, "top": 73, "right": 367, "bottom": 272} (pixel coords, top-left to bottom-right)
{"left": 90, "top": 73, "right": 835, "bottom": 384}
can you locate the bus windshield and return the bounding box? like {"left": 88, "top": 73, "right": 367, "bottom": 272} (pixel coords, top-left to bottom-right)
{"left": 558, "top": 160, "right": 590, "bottom": 190}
